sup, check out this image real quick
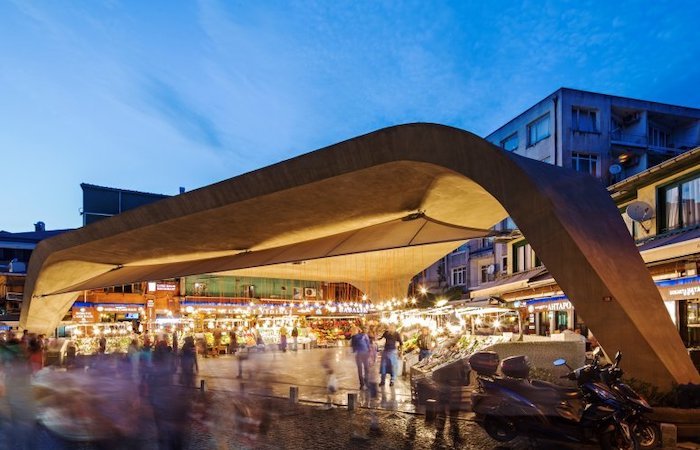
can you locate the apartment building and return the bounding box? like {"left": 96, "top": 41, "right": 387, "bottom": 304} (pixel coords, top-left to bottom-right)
{"left": 421, "top": 88, "right": 700, "bottom": 297}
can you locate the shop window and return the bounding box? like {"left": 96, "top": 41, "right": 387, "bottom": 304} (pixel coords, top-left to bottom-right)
{"left": 659, "top": 173, "right": 700, "bottom": 232}
{"left": 572, "top": 106, "right": 598, "bottom": 132}
{"left": 527, "top": 113, "right": 550, "bottom": 146}
{"left": 500, "top": 133, "right": 519, "bottom": 152}
{"left": 451, "top": 266, "right": 466, "bottom": 286}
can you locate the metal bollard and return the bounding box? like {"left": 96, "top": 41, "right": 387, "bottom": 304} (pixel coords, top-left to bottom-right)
{"left": 347, "top": 392, "right": 357, "bottom": 411}
{"left": 199, "top": 379, "right": 206, "bottom": 393}
{"left": 425, "top": 399, "right": 437, "bottom": 422}
{"left": 289, "top": 386, "right": 299, "bottom": 404}
{"left": 660, "top": 423, "right": 677, "bottom": 450}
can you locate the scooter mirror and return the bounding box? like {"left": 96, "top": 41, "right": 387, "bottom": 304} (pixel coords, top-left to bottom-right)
{"left": 553, "top": 358, "right": 567, "bottom": 367}
{"left": 593, "top": 347, "right": 602, "bottom": 358}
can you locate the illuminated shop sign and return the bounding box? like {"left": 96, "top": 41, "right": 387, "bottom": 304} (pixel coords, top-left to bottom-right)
{"left": 147, "top": 282, "right": 178, "bottom": 292}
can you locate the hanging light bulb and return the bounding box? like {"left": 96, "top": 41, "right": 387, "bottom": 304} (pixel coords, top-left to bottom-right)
{"left": 492, "top": 319, "right": 501, "bottom": 329}
{"left": 419, "top": 286, "right": 428, "bottom": 295}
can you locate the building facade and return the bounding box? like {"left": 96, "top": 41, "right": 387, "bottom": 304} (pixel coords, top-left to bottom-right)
{"left": 469, "top": 147, "right": 700, "bottom": 368}
{"left": 424, "top": 88, "right": 700, "bottom": 299}
{"left": 0, "top": 222, "right": 70, "bottom": 330}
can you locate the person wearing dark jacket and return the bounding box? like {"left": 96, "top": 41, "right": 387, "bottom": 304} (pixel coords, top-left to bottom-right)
{"left": 379, "top": 324, "right": 402, "bottom": 387}
{"left": 350, "top": 327, "right": 371, "bottom": 389}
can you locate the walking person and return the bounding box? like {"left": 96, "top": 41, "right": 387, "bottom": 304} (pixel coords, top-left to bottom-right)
{"left": 279, "top": 325, "right": 288, "bottom": 352}
{"left": 417, "top": 326, "right": 435, "bottom": 361}
{"left": 350, "top": 326, "right": 371, "bottom": 389}
{"left": 379, "top": 324, "right": 402, "bottom": 387}
{"left": 228, "top": 330, "right": 238, "bottom": 354}
{"left": 179, "top": 336, "right": 198, "bottom": 387}
{"left": 291, "top": 325, "right": 299, "bottom": 351}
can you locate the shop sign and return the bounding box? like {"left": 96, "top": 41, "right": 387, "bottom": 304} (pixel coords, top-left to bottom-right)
{"left": 72, "top": 308, "right": 97, "bottom": 323}
{"left": 98, "top": 304, "right": 141, "bottom": 313}
{"left": 147, "top": 299, "right": 154, "bottom": 308}
{"left": 156, "top": 282, "right": 177, "bottom": 292}
{"left": 147, "top": 282, "right": 178, "bottom": 292}
{"left": 528, "top": 300, "right": 572, "bottom": 312}
{"left": 658, "top": 282, "right": 700, "bottom": 300}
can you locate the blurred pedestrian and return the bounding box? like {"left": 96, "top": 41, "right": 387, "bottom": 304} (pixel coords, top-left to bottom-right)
{"left": 291, "top": 325, "right": 299, "bottom": 351}
{"left": 149, "top": 340, "right": 191, "bottom": 449}
{"left": 228, "top": 330, "right": 238, "bottom": 354}
{"left": 350, "top": 326, "right": 370, "bottom": 389}
{"left": 417, "top": 326, "right": 435, "bottom": 361}
{"left": 379, "top": 324, "right": 402, "bottom": 387}
{"left": 320, "top": 352, "right": 337, "bottom": 409}
{"left": 98, "top": 335, "right": 107, "bottom": 355}
{"left": 1, "top": 333, "right": 36, "bottom": 449}
{"left": 128, "top": 339, "right": 140, "bottom": 380}
{"left": 180, "top": 336, "right": 198, "bottom": 387}
{"left": 28, "top": 336, "right": 44, "bottom": 373}
{"left": 279, "top": 325, "right": 288, "bottom": 352}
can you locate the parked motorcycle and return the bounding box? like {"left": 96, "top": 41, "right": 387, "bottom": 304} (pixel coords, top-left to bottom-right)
{"left": 585, "top": 349, "right": 660, "bottom": 449}
{"left": 469, "top": 351, "right": 640, "bottom": 449}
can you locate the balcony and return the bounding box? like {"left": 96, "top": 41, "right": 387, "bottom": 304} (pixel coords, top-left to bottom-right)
{"left": 610, "top": 131, "right": 697, "bottom": 156}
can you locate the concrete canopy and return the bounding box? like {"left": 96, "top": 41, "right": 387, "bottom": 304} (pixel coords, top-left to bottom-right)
{"left": 21, "top": 123, "right": 699, "bottom": 388}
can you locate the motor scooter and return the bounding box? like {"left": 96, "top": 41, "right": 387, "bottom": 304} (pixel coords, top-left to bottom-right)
{"left": 585, "top": 349, "right": 659, "bottom": 449}
{"left": 470, "top": 351, "right": 639, "bottom": 449}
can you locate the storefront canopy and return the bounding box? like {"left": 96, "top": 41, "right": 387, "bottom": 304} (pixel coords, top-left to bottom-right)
{"left": 21, "top": 123, "right": 699, "bottom": 388}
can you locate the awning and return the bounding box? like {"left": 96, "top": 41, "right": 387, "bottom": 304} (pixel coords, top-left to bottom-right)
{"left": 469, "top": 267, "right": 547, "bottom": 298}
{"left": 638, "top": 227, "right": 700, "bottom": 263}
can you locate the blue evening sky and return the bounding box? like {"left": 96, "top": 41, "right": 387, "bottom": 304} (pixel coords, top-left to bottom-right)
{"left": 2, "top": 0, "right": 699, "bottom": 232}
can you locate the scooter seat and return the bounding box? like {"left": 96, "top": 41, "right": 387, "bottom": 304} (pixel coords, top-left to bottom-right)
{"left": 530, "top": 380, "right": 581, "bottom": 399}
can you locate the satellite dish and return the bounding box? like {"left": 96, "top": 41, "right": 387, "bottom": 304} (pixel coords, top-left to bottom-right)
{"left": 486, "top": 264, "right": 495, "bottom": 275}
{"left": 609, "top": 164, "right": 622, "bottom": 175}
{"left": 626, "top": 201, "right": 655, "bottom": 222}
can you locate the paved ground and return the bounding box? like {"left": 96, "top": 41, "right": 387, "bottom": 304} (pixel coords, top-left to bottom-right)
{"left": 198, "top": 347, "right": 415, "bottom": 409}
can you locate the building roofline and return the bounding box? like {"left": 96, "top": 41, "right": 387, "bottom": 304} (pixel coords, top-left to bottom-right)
{"left": 80, "top": 183, "right": 171, "bottom": 198}
{"left": 485, "top": 87, "right": 700, "bottom": 139}
{"left": 608, "top": 146, "right": 700, "bottom": 201}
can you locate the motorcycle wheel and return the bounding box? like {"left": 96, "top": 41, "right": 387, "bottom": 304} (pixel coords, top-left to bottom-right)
{"left": 599, "top": 425, "right": 640, "bottom": 450}
{"left": 483, "top": 415, "right": 518, "bottom": 443}
{"left": 634, "top": 421, "right": 660, "bottom": 450}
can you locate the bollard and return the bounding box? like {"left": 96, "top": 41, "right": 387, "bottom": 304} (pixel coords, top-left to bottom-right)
{"left": 239, "top": 382, "right": 245, "bottom": 393}
{"left": 289, "top": 386, "right": 299, "bottom": 404}
{"left": 348, "top": 393, "right": 357, "bottom": 411}
{"left": 199, "top": 379, "right": 206, "bottom": 393}
{"left": 660, "top": 423, "right": 677, "bottom": 450}
{"left": 425, "top": 399, "right": 437, "bottom": 422}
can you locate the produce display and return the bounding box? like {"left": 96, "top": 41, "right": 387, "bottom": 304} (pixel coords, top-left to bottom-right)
{"left": 412, "top": 334, "right": 507, "bottom": 373}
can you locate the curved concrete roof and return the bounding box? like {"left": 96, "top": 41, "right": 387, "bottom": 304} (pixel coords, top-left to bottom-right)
{"left": 21, "top": 123, "right": 699, "bottom": 387}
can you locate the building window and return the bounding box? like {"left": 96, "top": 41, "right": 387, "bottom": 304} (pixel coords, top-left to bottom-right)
{"left": 572, "top": 152, "right": 598, "bottom": 176}
{"left": 501, "top": 256, "right": 508, "bottom": 273}
{"left": 513, "top": 241, "right": 540, "bottom": 272}
{"left": 451, "top": 266, "right": 466, "bottom": 286}
{"left": 572, "top": 107, "right": 598, "bottom": 132}
{"left": 649, "top": 126, "right": 671, "bottom": 148}
{"left": 501, "top": 133, "right": 519, "bottom": 152}
{"left": 527, "top": 113, "right": 550, "bottom": 146}
{"left": 659, "top": 173, "right": 700, "bottom": 231}
{"left": 480, "top": 265, "right": 490, "bottom": 283}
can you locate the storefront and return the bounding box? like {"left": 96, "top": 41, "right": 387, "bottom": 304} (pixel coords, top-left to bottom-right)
{"left": 657, "top": 275, "right": 700, "bottom": 348}
{"left": 515, "top": 295, "right": 578, "bottom": 337}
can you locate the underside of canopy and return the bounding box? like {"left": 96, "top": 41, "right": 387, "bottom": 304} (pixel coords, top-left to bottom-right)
{"left": 21, "top": 123, "right": 699, "bottom": 388}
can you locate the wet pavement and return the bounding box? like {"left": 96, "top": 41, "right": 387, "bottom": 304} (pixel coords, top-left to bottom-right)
{"left": 198, "top": 347, "right": 418, "bottom": 412}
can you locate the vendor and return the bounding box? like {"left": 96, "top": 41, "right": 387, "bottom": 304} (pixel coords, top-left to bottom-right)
{"left": 416, "top": 326, "right": 435, "bottom": 361}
